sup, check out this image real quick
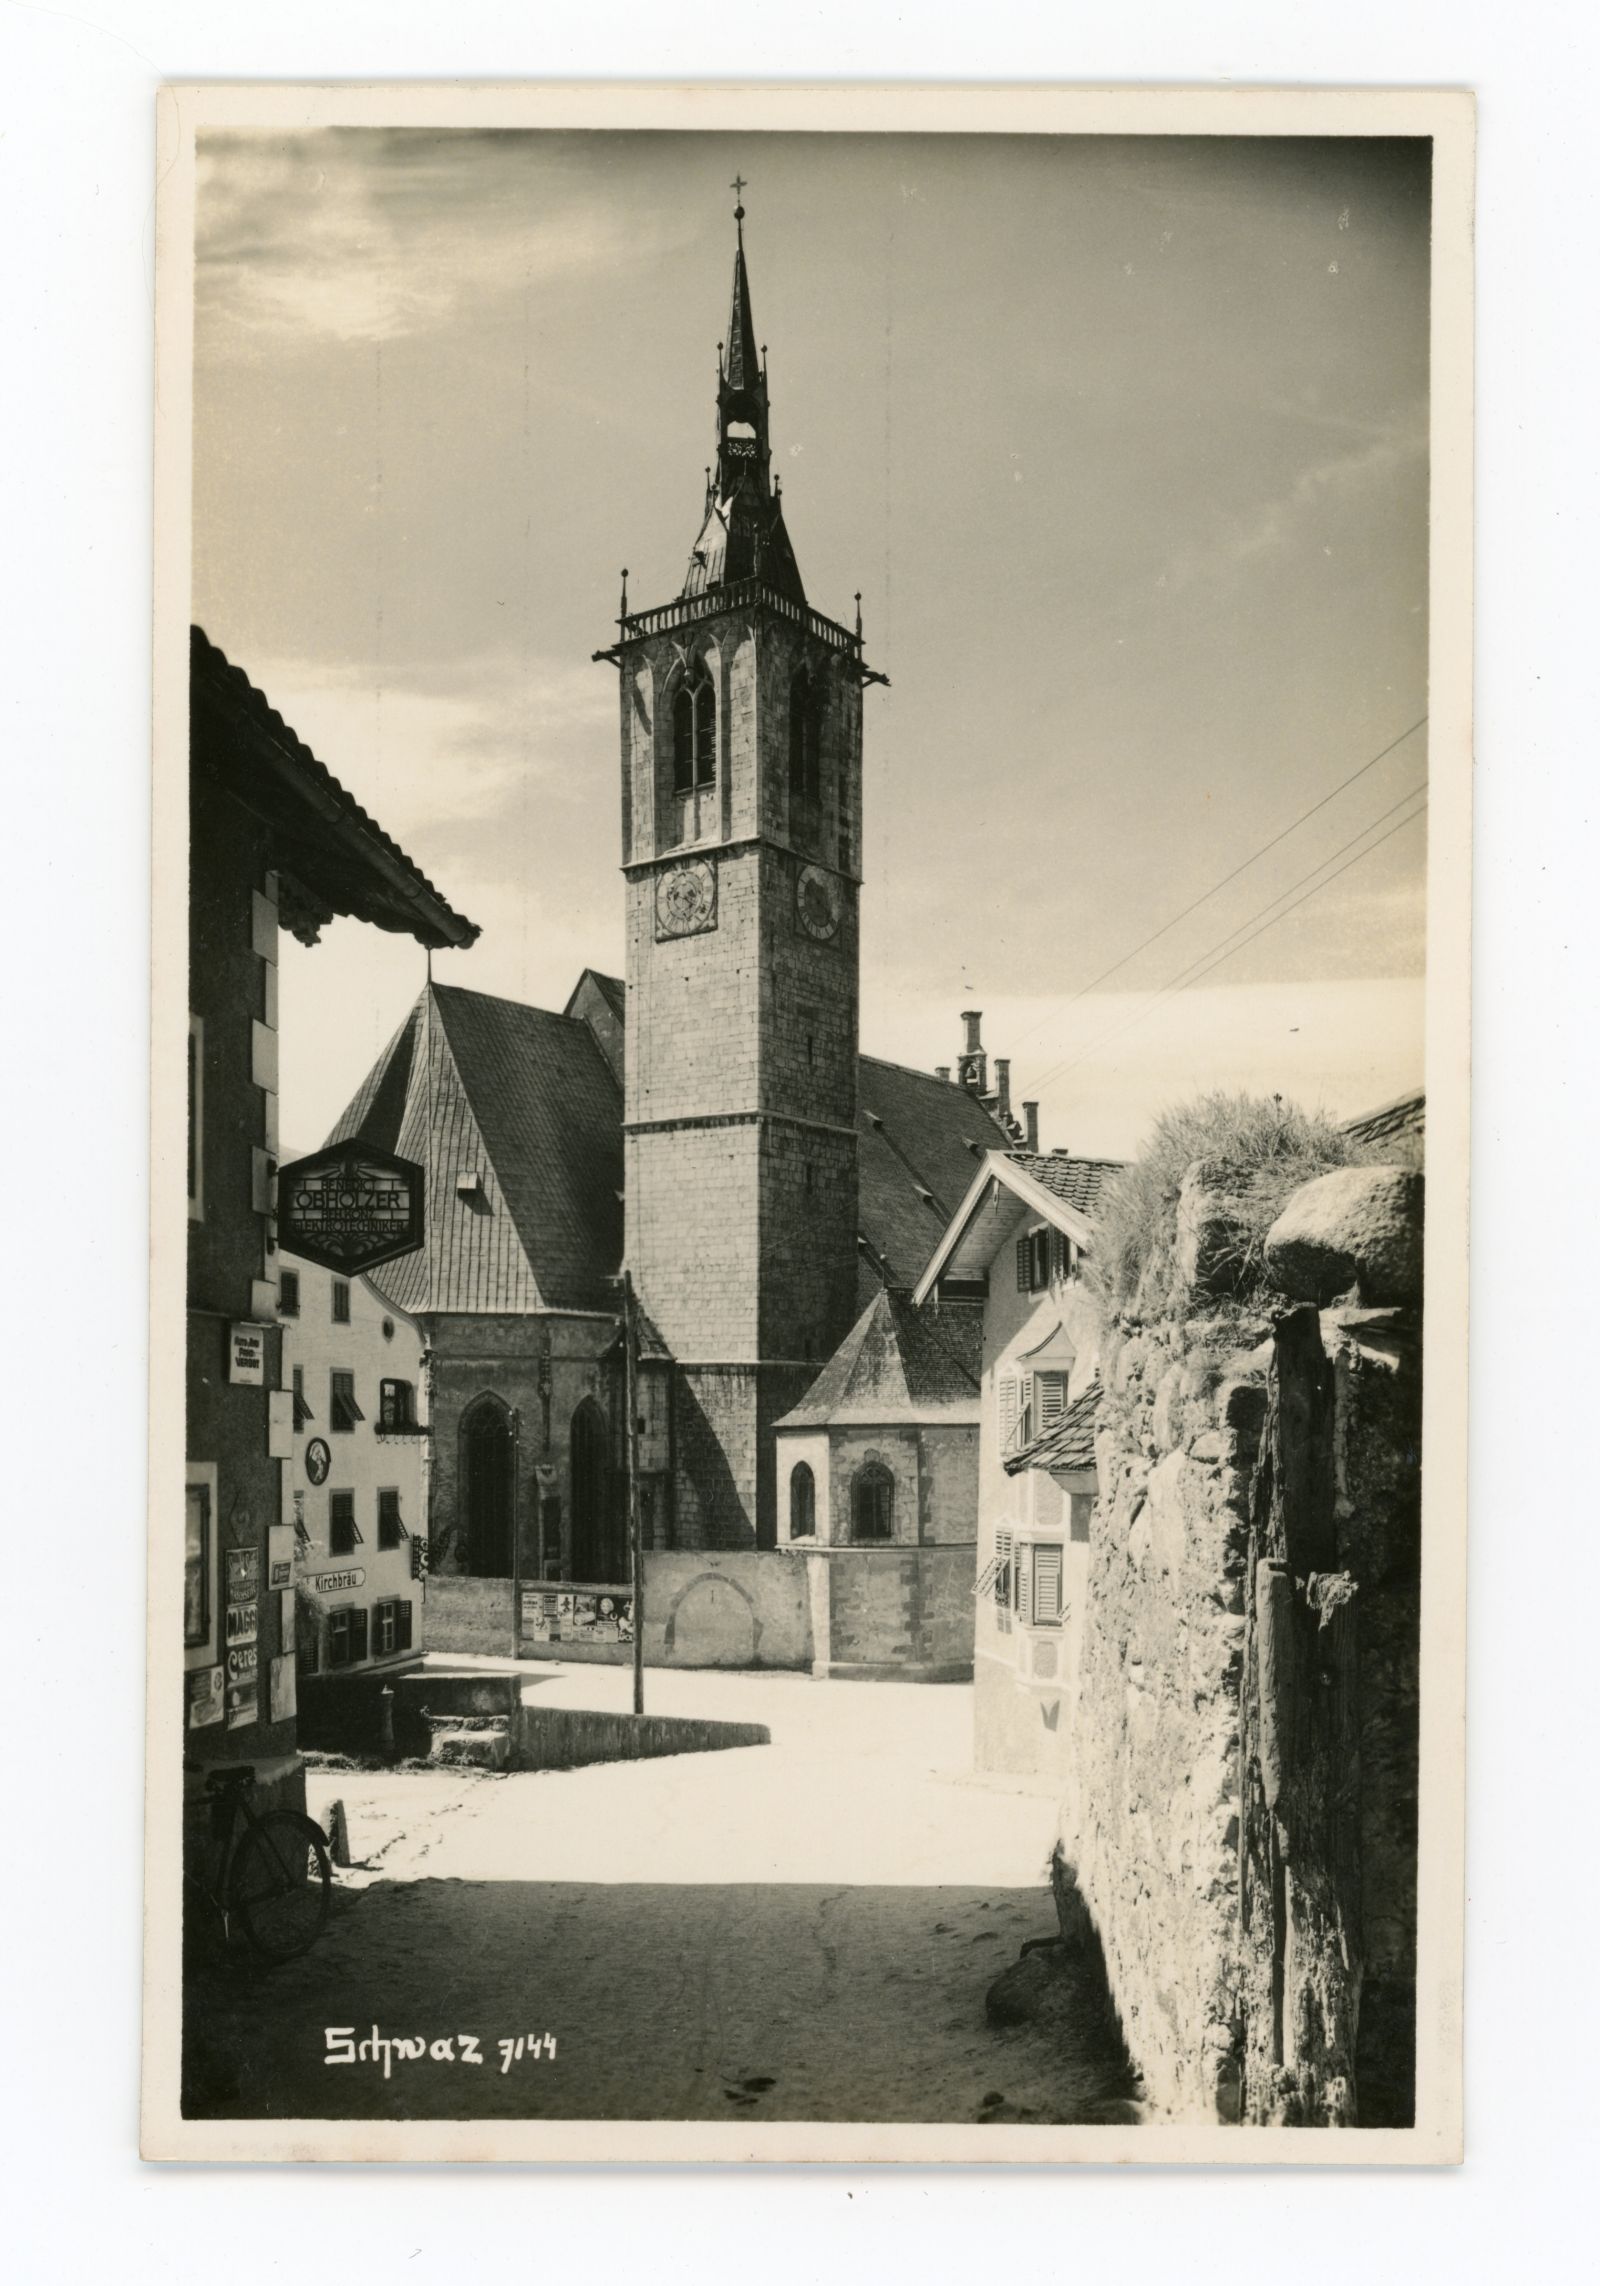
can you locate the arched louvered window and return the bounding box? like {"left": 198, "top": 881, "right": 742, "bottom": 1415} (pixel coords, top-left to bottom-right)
{"left": 788, "top": 665, "right": 821, "bottom": 803}
{"left": 789, "top": 1461, "right": 816, "bottom": 1540}
{"left": 673, "top": 659, "right": 716, "bottom": 796}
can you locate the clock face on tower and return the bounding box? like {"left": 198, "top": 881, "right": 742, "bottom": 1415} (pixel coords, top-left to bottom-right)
{"left": 795, "top": 862, "right": 842, "bottom": 943}
{"left": 655, "top": 856, "right": 718, "bottom": 940}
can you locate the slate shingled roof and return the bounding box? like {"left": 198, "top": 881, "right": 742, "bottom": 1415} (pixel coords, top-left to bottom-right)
{"left": 327, "top": 984, "right": 623, "bottom": 1315}
{"left": 327, "top": 975, "right": 1019, "bottom": 1323}
{"left": 776, "top": 1288, "right": 980, "bottom": 1428}
{"left": 1003, "top": 1379, "right": 1103, "bottom": 1477}
{"left": 856, "top": 1056, "right": 1015, "bottom": 1288}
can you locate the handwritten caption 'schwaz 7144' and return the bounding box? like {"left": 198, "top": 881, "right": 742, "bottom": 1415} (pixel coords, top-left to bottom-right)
{"left": 325, "top": 2026, "right": 558, "bottom": 2078}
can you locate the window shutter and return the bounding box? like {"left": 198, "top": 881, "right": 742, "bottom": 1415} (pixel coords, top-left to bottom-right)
{"left": 1033, "top": 1543, "right": 1064, "bottom": 1626}
{"left": 1016, "top": 1542, "right": 1033, "bottom": 1624}
{"left": 993, "top": 1530, "right": 1013, "bottom": 1608}
{"left": 1038, "top": 1371, "right": 1068, "bottom": 1431}
{"left": 1016, "top": 1237, "right": 1030, "bottom": 1291}
{"left": 397, "top": 1598, "right": 413, "bottom": 1653}
{"left": 1050, "top": 1229, "right": 1067, "bottom": 1282}
{"left": 998, "top": 1377, "right": 1018, "bottom": 1447}
{"left": 351, "top": 1607, "right": 369, "bottom": 1665}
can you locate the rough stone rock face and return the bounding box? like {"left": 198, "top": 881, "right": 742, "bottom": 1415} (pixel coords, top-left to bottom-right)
{"left": 1172, "top": 1157, "right": 1257, "bottom": 1305}
{"left": 1071, "top": 1260, "right": 1421, "bottom": 2125}
{"left": 1263, "top": 1165, "right": 1423, "bottom": 1307}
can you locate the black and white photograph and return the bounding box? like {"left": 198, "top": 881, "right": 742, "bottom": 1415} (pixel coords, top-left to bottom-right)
{"left": 145, "top": 82, "right": 1472, "bottom": 2163}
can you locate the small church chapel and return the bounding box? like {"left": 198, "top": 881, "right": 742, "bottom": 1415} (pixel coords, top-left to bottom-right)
{"left": 329, "top": 199, "right": 1033, "bottom": 1597}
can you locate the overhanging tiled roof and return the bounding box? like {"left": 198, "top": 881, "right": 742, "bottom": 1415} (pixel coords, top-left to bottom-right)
{"left": 1008, "top": 1151, "right": 1124, "bottom": 1219}
{"left": 777, "top": 1288, "right": 980, "bottom": 1429}
{"left": 190, "top": 627, "right": 479, "bottom": 951}
{"left": 1343, "top": 1089, "right": 1426, "bottom": 1150}
{"left": 1003, "top": 1380, "right": 1102, "bottom": 1477}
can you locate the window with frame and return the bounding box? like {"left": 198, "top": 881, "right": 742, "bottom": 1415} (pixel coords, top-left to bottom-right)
{"left": 326, "top": 1604, "right": 369, "bottom": 1670}
{"left": 184, "top": 1482, "right": 211, "bottom": 1649}
{"left": 329, "top": 1370, "right": 363, "bottom": 1433}
{"left": 278, "top": 1268, "right": 300, "bottom": 1317}
{"left": 377, "top": 1488, "right": 405, "bottom": 1552}
{"left": 329, "top": 1489, "right": 362, "bottom": 1557}
{"left": 379, "top": 1378, "right": 415, "bottom": 1431}
{"left": 1015, "top": 1226, "right": 1053, "bottom": 1295}
{"left": 331, "top": 1279, "right": 351, "bottom": 1324}
{"left": 998, "top": 1375, "right": 1019, "bottom": 1451}
{"left": 373, "top": 1596, "right": 414, "bottom": 1658}
{"left": 788, "top": 1461, "right": 816, "bottom": 1540}
{"left": 672, "top": 659, "right": 716, "bottom": 795}
{"left": 1034, "top": 1370, "right": 1070, "bottom": 1432}
{"left": 291, "top": 1365, "right": 313, "bottom": 1431}
{"left": 993, "top": 1529, "right": 1014, "bottom": 1635}
{"left": 851, "top": 1462, "right": 894, "bottom": 1543}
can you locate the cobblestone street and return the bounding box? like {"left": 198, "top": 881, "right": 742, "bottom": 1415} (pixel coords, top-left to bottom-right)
{"left": 183, "top": 1669, "right": 1139, "bottom": 2127}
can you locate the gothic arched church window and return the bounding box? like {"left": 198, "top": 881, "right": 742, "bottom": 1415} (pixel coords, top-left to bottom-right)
{"left": 789, "top": 1461, "right": 816, "bottom": 1539}
{"left": 673, "top": 659, "right": 716, "bottom": 796}
{"left": 851, "top": 1461, "right": 894, "bottom": 1542}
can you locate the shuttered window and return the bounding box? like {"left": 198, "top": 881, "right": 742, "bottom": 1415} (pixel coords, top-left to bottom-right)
{"left": 1036, "top": 1370, "right": 1069, "bottom": 1430}
{"left": 998, "top": 1376, "right": 1018, "bottom": 1449}
{"left": 1031, "top": 1542, "right": 1064, "bottom": 1628}
{"left": 326, "top": 1604, "right": 368, "bottom": 1669}
{"left": 329, "top": 1371, "right": 363, "bottom": 1432}
{"left": 292, "top": 1366, "right": 313, "bottom": 1430}
{"left": 1015, "top": 1236, "right": 1030, "bottom": 1291}
{"left": 329, "top": 1490, "right": 362, "bottom": 1556}
{"left": 378, "top": 1488, "right": 404, "bottom": 1551}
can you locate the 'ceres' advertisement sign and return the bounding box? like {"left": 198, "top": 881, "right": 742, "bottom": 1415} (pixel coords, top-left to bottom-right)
{"left": 276, "top": 1142, "right": 424, "bottom": 1274}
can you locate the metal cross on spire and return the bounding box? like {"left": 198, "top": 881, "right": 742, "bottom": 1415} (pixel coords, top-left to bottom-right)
{"left": 731, "top": 173, "right": 747, "bottom": 205}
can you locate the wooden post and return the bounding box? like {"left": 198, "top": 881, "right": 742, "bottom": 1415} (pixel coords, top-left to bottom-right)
{"left": 623, "top": 1271, "right": 645, "bottom": 1716}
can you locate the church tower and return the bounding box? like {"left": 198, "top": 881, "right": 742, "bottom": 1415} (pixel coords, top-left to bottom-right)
{"left": 596, "top": 193, "right": 886, "bottom": 1549}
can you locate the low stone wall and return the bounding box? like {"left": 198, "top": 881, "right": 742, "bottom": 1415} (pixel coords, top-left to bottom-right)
{"left": 1074, "top": 1161, "right": 1422, "bottom": 2127}
{"left": 515, "top": 1704, "right": 770, "bottom": 1771}
{"left": 424, "top": 1575, "right": 514, "bottom": 1659}
{"left": 644, "top": 1549, "right": 812, "bottom": 1669}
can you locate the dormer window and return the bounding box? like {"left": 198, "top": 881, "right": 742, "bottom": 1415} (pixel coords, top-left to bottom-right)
{"left": 672, "top": 660, "right": 716, "bottom": 796}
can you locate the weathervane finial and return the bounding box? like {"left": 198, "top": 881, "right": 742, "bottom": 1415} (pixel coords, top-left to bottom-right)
{"left": 731, "top": 172, "right": 747, "bottom": 224}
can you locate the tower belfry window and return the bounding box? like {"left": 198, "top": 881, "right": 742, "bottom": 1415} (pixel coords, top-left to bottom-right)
{"left": 673, "top": 661, "right": 716, "bottom": 796}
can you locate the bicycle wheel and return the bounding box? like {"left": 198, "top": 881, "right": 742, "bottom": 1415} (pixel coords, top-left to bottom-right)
{"left": 228, "top": 1810, "right": 332, "bottom": 1964}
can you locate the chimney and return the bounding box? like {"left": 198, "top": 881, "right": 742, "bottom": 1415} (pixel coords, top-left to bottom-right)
{"left": 961, "top": 1010, "right": 983, "bottom": 1055}
{"left": 1023, "top": 1101, "right": 1039, "bottom": 1153}
{"left": 935, "top": 1065, "right": 951, "bottom": 1083}
{"left": 994, "top": 1058, "right": 1012, "bottom": 1123}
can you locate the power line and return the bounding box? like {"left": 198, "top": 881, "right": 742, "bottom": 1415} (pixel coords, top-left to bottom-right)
{"left": 1006, "top": 712, "right": 1427, "bottom": 1051}
{"left": 1025, "top": 790, "right": 1428, "bottom": 1096}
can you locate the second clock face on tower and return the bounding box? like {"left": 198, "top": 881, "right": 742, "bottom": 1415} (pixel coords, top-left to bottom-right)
{"left": 795, "top": 862, "right": 842, "bottom": 942}
{"left": 655, "top": 856, "right": 718, "bottom": 940}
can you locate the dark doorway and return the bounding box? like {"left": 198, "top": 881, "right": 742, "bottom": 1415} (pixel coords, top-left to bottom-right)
{"left": 462, "top": 1398, "right": 514, "bottom": 1576}
{"left": 570, "top": 1399, "right": 620, "bottom": 1583}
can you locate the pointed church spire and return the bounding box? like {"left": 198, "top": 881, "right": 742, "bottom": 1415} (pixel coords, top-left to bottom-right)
{"left": 723, "top": 188, "right": 761, "bottom": 395}
{"left": 680, "top": 188, "right": 807, "bottom": 607}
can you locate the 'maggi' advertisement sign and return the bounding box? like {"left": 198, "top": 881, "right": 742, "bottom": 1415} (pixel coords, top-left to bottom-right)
{"left": 276, "top": 1142, "right": 424, "bottom": 1275}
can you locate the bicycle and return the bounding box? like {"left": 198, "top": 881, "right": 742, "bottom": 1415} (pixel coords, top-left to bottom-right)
{"left": 183, "top": 1761, "right": 332, "bottom": 1965}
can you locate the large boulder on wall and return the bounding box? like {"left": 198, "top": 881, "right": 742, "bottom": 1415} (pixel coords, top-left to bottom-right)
{"left": 1263, "top": 1165, "right": 1423, "bottom": 1306}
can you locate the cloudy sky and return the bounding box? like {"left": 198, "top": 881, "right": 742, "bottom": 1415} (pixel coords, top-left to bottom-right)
{"left": 192, "top": 127, "right": 1430, "bottom": 1158}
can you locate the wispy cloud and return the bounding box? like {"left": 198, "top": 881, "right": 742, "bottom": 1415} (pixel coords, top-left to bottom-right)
{"left": 1159, "top": 410, "right": 1427, "bottom": 594}
{"left": 197, "top": 129, "right": 678, "bottom": 345}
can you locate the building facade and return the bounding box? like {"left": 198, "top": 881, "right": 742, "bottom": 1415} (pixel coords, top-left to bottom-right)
{"left": 184, "top": 629, "right": 476, "bottom": 1811}
{"left": 915, "top": 1150, "right": 1122, "bottom": 1788}
{"left": 278, "top": 1254, "right": 426, "bottom": 1679}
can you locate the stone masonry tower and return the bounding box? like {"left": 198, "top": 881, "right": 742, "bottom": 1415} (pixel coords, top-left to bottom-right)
{"left": 596, "top": 193, "right": 886, "bottom": 1549}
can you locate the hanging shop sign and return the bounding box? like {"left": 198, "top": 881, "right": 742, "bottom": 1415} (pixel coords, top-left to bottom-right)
{"left": 228, "top": 1322, "right": 267, "bottom": 1385}
{"left": 267, "top": 1524, "right": 295, "bottom": 1590}
{"left": 276, "top": 1141, "right": 425, "bottom": 1275}
{"left": 314, "top": 1567, "right": 365, "bottom": 1594}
